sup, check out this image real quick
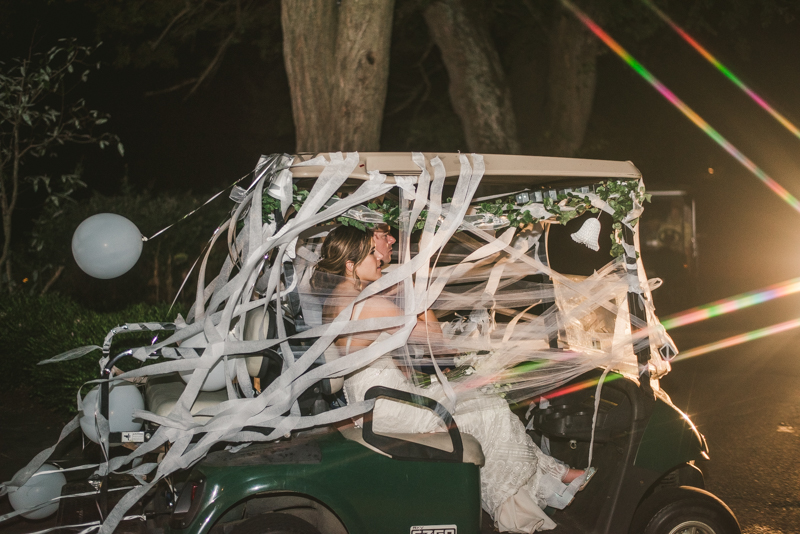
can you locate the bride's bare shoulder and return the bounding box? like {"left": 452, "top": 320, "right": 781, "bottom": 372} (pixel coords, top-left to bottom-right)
{"left": 323, "top": 282, "right": 359, "bottom": 318}
{"left": 329, "top": 281, "right": 359, "bottom": 299}
{"left": 327, "top": 282, "right": 402, "bottom": 319}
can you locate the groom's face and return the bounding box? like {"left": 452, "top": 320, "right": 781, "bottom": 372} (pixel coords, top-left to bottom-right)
{"left": 372, "top": 225, "right": 396, "bottom": 267}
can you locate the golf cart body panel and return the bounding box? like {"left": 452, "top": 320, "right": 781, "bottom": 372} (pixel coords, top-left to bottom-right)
{"left": 170, "top": 430, "right": 482, "bottom": 534}
{"left": 635, "top": 395, "right": 709, "bottom": 473}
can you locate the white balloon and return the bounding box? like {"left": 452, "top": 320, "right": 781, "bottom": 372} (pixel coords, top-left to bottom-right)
{"left": 8, "top": 464, "right": 66, "bottom": 520}
{"left": 72, "top": 213, "right": 143, "bottom": 279}
{"left": 80, "top": 382, "right": 145, "bottom": 444}
{"left": 179, "top": 333, "right": 234, "bottom": 392}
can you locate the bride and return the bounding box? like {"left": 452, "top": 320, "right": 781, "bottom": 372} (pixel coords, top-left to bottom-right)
{"left": 312, "top": 225, "right": 594, "bottom": 533}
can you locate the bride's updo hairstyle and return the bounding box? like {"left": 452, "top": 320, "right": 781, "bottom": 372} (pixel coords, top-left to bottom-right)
{"left": 313, "top": 225, "right": 374, "bottom": 288}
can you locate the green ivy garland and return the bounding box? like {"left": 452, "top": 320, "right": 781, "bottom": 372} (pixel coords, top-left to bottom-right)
{"left": 261, "top": 180, "right": 650, "bottom": 257}
{"left": 474, "top": 180, "right": 650, "bottom": 257}
{"left": 261, "top": 184, "right": 309, "bottom": 222}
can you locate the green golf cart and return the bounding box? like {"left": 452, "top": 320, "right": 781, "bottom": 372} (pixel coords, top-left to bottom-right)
{"left": 55, "top": 152, "right": 739, "bottom": 534}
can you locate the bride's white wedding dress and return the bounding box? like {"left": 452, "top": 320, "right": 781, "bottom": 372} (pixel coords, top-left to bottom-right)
{"left": 343, "top": 356, "right": 572, "bottom": 533}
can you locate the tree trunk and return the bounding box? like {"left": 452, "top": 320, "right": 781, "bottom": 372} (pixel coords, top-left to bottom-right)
{"left": 0, "top": 170, "right": 11, "bottom": 291}
{"left": 423, "top": 0, "right": 519, "bottom": 154}
{"left": 281, "top": 0, "right": 336, "bottom": 153}
{"left": 542, "top": 5, "right": 598, "bottom": 157}
{"left": 281, "top": 0, "right": 395, "bottom": 153}
{"left": 0, "top": 126, "right": 21, "bottom": 292}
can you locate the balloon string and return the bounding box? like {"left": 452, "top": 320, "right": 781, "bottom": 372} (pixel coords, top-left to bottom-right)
{"left": 143, "top": 163, "right": 297, "bottom": 242}
{"left": 142, "top": 178, "right": 246, "bottom": 242}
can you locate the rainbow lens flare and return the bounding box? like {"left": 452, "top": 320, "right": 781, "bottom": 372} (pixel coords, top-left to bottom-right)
{"left": 661, "top": 276, "right": 800, "bottom": 330}
{"left": 540, "top": 374, "right": 621, "bottom": 400}
{"left": 676, "top": 317, "right": 800, "bottom": 360}
{"left": 643, "top": 0, "right": 800, "bottom": 141}
{"left": 559, "top": 0, "right": 800, "bottom": 213}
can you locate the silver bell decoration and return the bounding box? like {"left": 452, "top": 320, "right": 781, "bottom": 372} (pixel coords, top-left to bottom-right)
{"left": 571, "top": 217, "right": 601, "bottom": 251}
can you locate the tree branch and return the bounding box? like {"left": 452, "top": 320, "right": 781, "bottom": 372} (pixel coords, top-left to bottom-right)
{"left": 40, "top": 265, "right": 64, "bottom": 295}
{"left": 185, "top": 24, "right": 238, "bottom": 98}
{"left": 143, "top": 78, "right": 200, "bottom": 97}
{"left": 151, "top": 3, "right": 195, "bottom": 51}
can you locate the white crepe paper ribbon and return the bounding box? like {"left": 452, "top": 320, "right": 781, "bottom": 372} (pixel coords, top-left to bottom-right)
{"left": 522, "top": 202, "right": 551, "bottom": 220}
{"left": 291, "top": 154, "right": 330, "bottom": 167}
{"left": 394, "top": 175, "right": 418, "bottom": 199}
{"left": 342, "top": 203, "right": 385, "bottom": 224}
{"left": 38, "top": 345, "right": 102, "bottom": 365}
{"left": 267, "top": 163, "right": 295, "bottom": 216}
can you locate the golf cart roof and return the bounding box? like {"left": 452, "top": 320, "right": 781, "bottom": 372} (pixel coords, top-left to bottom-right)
{"left": 291, "top": 152, "right": 642, "bottom": 186}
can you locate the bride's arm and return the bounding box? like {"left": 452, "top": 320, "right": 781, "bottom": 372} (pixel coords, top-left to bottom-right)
{"left": 341, "top": 296, "right": 453, "bottom": 352}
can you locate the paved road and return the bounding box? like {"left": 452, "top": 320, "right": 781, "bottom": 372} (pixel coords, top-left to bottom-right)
{"left": 664, "top": 302, "right": 800, "bottom": 534}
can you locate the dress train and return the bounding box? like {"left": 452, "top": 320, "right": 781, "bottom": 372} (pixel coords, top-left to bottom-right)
{"left": 343, "top": 359, "right": 571, "bottom": 532}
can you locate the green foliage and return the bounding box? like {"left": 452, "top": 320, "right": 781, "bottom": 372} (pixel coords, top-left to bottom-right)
{"left": 258, "top": 181, "right": 648, "bottom": 257}
{"left": 337, "top": 197, "right": 427, "bottom": 231}
{"left": 292, "top": 186, "right": 310, "bottom": 212}
{"left": 25, "top": 186, "right": 232, "bottom": 309}
{"left": 0, "top": 39, "right": 122, "bottom": 157}
{"left": 367, "top": 198, "right": 403, "bottom": 228}
{"left": 0, "top": 38, "right": 122, "bottom": 290}
{"left": 261, "top": 184, "right": 309, "bottom": 223}
{"left": 476, "top": 191, "right": 593, "bottom": 227}
{"left": 480, "top": 198, "right": 541, "bottom": 228}
{"left": 264, "top": 191, "right": 417, "bottom": 232}
{"left": 595, "top": 181, "right": 650, "bottom": 257}
{"left": 0, "top": 293, "right": 181, "bottom": 414}
{"left": 335, "top": 216, "right": 368, "bottom": 232}
{"left": 473, "top": 180, "right": 649, "bottom": 258}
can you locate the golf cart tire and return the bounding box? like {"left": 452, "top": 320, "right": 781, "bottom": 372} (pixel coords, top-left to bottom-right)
{"left": 231, "top": 513, "right": 321, "bottom": 534}
{"left": 629, "top": 486, "right": 741, "bottom": 534}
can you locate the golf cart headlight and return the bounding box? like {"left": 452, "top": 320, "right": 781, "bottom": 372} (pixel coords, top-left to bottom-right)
{"left": 169, "top": 478, "right": 205, "bottom": 529}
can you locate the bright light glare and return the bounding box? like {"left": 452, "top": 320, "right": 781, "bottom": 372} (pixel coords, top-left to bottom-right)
{"left": 643, "top": 0, "right": 800, "bottom": 141}
{"left": 661, "top": 276, "right": 800, "bottom": 330}
{"left": 676, "top": 317, "right": 800, "bottom": 360}
{"left": 559, "top": 0, "right": 800, "bottom": 213}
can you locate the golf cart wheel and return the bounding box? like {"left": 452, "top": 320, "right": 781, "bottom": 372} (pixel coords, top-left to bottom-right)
{"left": 630, "top": 486, "right": 741, "bottom": 534}
{"left": 231, "top": 512, "right": 321, "bottom": 534}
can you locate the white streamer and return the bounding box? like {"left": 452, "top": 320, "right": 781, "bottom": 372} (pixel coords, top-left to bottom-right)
{"left": 9, "top": 152, "right": 675, "bottom": 532}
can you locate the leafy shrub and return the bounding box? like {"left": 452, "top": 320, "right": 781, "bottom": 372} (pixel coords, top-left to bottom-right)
{"left": 0, "top": 293, "right": 183, "bottom": 414}
{"left": 22, "top": 186, "right": 232, "bottom": 311}
{"left": 0, "top": 38, "right": 122, "bottom": 292}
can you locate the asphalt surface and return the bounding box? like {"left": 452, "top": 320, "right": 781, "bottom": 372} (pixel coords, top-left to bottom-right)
{"left": 1, "top": 300, "right": 799, "bottom": 534}
{"left": 663, "top": 298, "right": 800, "bottom": 534}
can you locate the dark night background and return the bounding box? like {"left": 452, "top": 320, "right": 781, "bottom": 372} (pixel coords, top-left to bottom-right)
{"left": 2, "top": 0, "right": 800, "bottom": 314}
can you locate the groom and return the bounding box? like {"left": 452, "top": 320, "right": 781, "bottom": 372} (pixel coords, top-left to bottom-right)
{"left": 372, "top": 223, "right": 396, "bottom": 268}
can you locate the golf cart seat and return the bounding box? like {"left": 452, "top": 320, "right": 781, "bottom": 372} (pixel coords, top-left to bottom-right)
{"left": 336, "top": 385, "right": 486, "bottom": 466}
{"left": 339, "top": 426, "right": 485, "bottom": 467}
{"left": 145, "top": 375, "right": 230, "bottom": 421}
{"left": 144, "top": 303, "right": 343, "bottom": 421}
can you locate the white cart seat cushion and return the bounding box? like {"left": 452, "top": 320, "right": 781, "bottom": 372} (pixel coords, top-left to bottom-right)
{"left": 339, "top": 426, "right": 485, "bottom": 466}
{"left": 145, "top": 373, "right": 229, "bottom": 421}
